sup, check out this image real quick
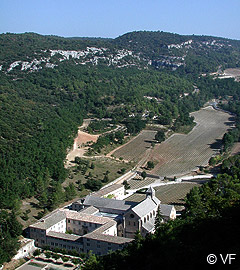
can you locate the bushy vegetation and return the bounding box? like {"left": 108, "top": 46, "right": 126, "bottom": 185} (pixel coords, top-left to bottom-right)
{"left": 0, "top": 211, "right": 22, "bottom": 264}
{"left": 83, "top": 155, "right": 240, "bottom": 269}
{"left": 1, "top": 31, "right": 240, "bottom": 264}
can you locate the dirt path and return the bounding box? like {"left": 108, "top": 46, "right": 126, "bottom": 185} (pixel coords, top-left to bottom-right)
{"left": 65, "top": 120, "right": 99, "bottom": 167}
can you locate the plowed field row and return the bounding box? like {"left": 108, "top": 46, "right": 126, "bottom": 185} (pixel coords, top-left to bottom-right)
{"left": 112, "top": 130, "right": 157, "bottom": 162}
{"left": 128, "top": 177, "right": 157, "bottom": 190}
{"left": 150, "top": 107, "right": 233, "bottom": 177}
{"left": 126, "top": 182, "right": 200, "bottom": 208}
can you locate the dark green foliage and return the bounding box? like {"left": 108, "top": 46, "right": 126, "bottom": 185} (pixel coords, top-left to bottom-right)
{"left": 154, "top": 206, "right": 163, "bottom": 231}
{"left": 141, "top": 171, "right": 147, "bottom": 179}
{"left": 123, "top": 180, "right": 130, "bottom": 190}
{"left": 84, "top": 179, "right": 102, "bottom": 191}
{"left": 208, "top": 156, "right": 217, "bottom": 166}
{"left": 172, "top": 112, "right": 195, "bottom": 132}
{"left": 84, "top": 155, "right": 240, "bottom": 270}
{"left": 64, "top": 183, "right": 77, "bottom": 201}
{"left": 154, "top": 130, "right": 165, "bottom": 143}
{"left": 33, "top": 249, "right": 41, "bottom": 256}
{"left": 125, "top": 117, "right": 146, "bottom": 135}
{"left": 147, "top": 161, "right": 154, "bottom": 169}
{"left": 222, "top": 127, "right": 240, "bottom": 152}
{"left": 0, "top": 63, "right": 197, "bottom": 212}
{"left": 1, "top": 31, "right": 240, "bottom": 265}
{"left": 87, "top": 120, "right": 111, "bottom": 133}
{"left": 0, "top": 211, "right": 22, "bottom": 264}
{"left": 102, "top": 174, "right": 109, "bottom": 183}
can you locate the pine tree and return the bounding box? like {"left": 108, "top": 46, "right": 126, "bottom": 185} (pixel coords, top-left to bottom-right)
{"left": 154, "top": 206, "right": 163, "bottom": 231}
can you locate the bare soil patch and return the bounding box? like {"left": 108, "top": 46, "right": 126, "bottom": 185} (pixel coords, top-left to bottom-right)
{"left": 65, "top": 130, "right": 99, "bottom": 167}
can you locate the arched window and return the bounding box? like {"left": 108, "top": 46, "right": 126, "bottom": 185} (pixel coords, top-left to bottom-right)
{"left": 147, "top": 215, "right": 149, "bottom": 221}
{"left": 153, "top": 210, "right": 155, "bottom": 216}
{"left": 150, "top": 212, "right": 152, "bottom": 218}
{"left": 144, "top": 217, "right": 146, "bottom": 223}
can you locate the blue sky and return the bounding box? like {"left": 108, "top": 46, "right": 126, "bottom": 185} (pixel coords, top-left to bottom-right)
{"left": 0, "top": 0, "right": 240, "bottom": 40}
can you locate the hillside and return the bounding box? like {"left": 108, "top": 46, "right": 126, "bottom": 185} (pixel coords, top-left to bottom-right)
{"left": 1, "top": 31, "right": 240, "bottom": 75}
{"left": 1, "top": 30, "right": 240, "bottom": 265}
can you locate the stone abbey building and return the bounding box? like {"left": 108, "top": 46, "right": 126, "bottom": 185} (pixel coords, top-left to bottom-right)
{"left": 29, "top": 186, "right": 176, "bottom": 255}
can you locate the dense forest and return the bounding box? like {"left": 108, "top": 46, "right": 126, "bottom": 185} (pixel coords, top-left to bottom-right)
{"left": 0, "top": 64, "right": 201, "bottom": 209}
{"left": 0, "top": 31, "right": 240, "bottom": 265}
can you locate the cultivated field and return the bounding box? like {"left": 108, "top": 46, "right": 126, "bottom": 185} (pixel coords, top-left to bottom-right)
{"left": 126, "top": 182, "right": 200, "bottom": 210}
{"left": 110, "top": 130, "right": 157, "bottom": 163}
{"left": 149, "top": 107, "right": 233, "bottom": 177}
{"left": 219, "top": 68, "right": 240, "bottom": 81}
{"left": 128, "top": 177, "right": 158, "bottom": 190}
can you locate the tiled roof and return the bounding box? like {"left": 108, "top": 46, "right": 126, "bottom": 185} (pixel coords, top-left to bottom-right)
{"left": 65, "top": 210, "right": 112, "bottom": 224}
{"left": 79, "top": 206, "right": 99, "bottom": 215}
{"left": 131, "top": 197, "right": 158, "bottom": 218}
{"left": 47, "top": 231, "right": 81, "bottom": 241}
{"left": 29, "top": 210, "right": 66, "bottom": 230}
{"left": 83, "top": 195, "right": 137, "bottom": 211}
{"left": 142, "top": 221, "right": 154, "bottom": 232}
{"left": 92, "top": 184, "right": 124, "bottom": 198}
{"left": 84, "top": 232, "right": 133, "bottom": 244}
{"left": 160, "top": 204, "right": 174, "bottom": 217}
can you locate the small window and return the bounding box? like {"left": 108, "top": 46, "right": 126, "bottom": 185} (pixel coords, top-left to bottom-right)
{"left": 134, "top": 222, "right": 136, "bottom": 226}
{"left": 68, "top": 220, "right": 70, "bottom": 223}
{"left": 130, "top": 214, "right": 134, "bottom": 218}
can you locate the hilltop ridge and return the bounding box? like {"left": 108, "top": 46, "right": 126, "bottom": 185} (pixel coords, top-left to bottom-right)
{"left": 1, "top": 30, "right": 240, "bottom": 75}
